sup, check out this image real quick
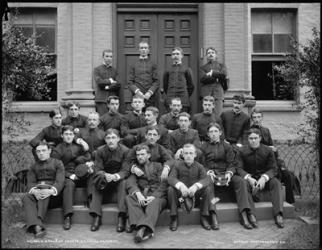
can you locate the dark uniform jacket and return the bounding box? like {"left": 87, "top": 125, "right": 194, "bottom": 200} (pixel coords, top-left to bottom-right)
{"left": 137, "top": 124, "right": 170, "bottom": 149}
{"left": 236, "top": 144, "right": 278, "bottom": 180}
{"left": 250, "top": 124, "right": 274, "bottom": 146}
{"left": 159, "top": 112, "right": 180, "bottom": 131}
{"left": 168, "top": 160, "right": 210, "bottom": 188}
{"left": 51, "top": 142, "right": 91, "bottom": 178}
{"left": 121, "top": 110, "right": 146, "bottom": 136}
{"left": 169, "top": 128, "right": 201, "bottom": 154}
{"left": 163, "top": 64, "right": 194, "bottom": 107}
{"left": 27, "top": 157, "right": 65, "bottom": 193}
{"left": 94, "top": 144, "right": 130, "bottom": 180}
{"left": 127, "top": 59, "right": 159, "bottom": 103}
{"left": 77, "top": 127, "right": 106, "bottom": 158}
{"left": 200, "top": 140, "right": 236, "bottom": 175}
{"left": 126, "top": 161, "right": 167, "bottom": 199}
{"left": 200, "top": 60, "right": 227, "bottom": 99}
{"left": 62, "top": 115, "right": 88, "bottom": 129}
{"left": 93, "top": 64, "right": 120, "bottom": 102}
{"left": 99, "top": 111, "right": 126, "bottom": 133}
{"left": 220, "top": 110, "right": 250, "bottom": 145}
{"left": 191, "top": 112, "right": 222, "bottom": 142}
{"left": 29, "top": 125, "right": 63, "bottom": 149}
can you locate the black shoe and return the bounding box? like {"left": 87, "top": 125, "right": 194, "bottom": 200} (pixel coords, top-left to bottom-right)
{"left": 125, "top": 218, "right": 134, "bottom": 233}
{"left": 210, "top": 213, "right": 220, "bottom": 230}
{"left": 134, "top": 226, "right": 146, "bottom": 243}
{"left": 90, "top": 216, "right": 102, "bottom": 231}
{"left": 63, "top": 216, "right": 72, "bottom": 230}
{"left": 34, "top": 225, "right": 46, "bottom": 238}
{"left": 200, "top": 215, "right": 211, "bottom": 230}
{"left": 247, "top": 212, "right": 258, "bottom": 228}
{"left": 240, "top": 211, "right": 252, "bottom": 230}
{"left": 116, "top": 215, "right": 126, "bottom": 232}
{"left": 274, "top": 214, "right": 284, "bottom": 228}
{"left": 169, "top": 216, "right": 178, "bottom": 231}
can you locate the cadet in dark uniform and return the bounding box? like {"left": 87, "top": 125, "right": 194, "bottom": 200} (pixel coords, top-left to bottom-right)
{"left": 127, "top": 41, "right": 159, "bottom": 108}
{"left": 162, "top": 47, "right": 194, "bottom": 113}
{"left": 201, "top": 123, "right": 257, "bottom": 230}
{"left": 29, "top": 109, "right": 63, "bottom": 161}
{"left": 62, "top": 102, "right": 88, "bottom": 131}
{"left": 167, "top": 144, "right": 217, "bottom": 231}
{"left": 191, "top": 95, "right": 222, "bottom": 142}
{"left": 159, "top": 97, "right": 182, "bottom": 133}
{"left": 200, "top": 47, "right": 228, "bottom": 117}
{"left": 51, "top": 125, "right": 91, "bottom": 230}
{"left": 125, "top": 144, "right": 168, "bottom": 243}
{"left": 236, "top": 128, "right": 285, "bottom": 228}
{"left": 88, "top": 129, "right": 130, "bottom": 232}
{"left": 93, "top": 49, "right": 120, "bottom": 116}
{"left": 23, "top": 142, "right": 65, "bottom": 238}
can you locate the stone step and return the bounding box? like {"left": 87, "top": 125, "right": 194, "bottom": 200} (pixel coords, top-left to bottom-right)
{"left": 45, "top": 202, "right": 294, "bottom": 226}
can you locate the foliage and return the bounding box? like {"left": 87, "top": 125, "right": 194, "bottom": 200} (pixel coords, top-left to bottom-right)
{"left": 274, "top": 27, "right": 320, "bottom": 165}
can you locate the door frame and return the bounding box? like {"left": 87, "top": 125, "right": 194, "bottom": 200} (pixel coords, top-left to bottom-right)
{"left": 113, "top": 3, "right": 202, "bottom": 112}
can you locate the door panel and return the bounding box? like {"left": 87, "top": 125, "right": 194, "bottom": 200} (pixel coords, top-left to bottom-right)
{"left": 118, "top": 13, "right": 198, "bottom": 114}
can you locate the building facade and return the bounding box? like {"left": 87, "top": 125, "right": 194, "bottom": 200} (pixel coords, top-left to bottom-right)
{"left": 7, "top": 2, "right": 320, "bottom": 140}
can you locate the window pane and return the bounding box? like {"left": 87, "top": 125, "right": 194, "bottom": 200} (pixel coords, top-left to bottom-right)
{"left": 252, "top": 12, "right": 272, "bottom": 34}
{"left": 35, "top": 10, "right": 56, "bottom": 25}
{"left": 36, "top": 26, "right": 55, "bottom": 53}
{"left": 253, "top": 34, "right": 272, "bottom": 53}
{"left": 274, "top": 34, "right": 292, "bottom": 53}
{"left": 273, "top": 12, "right": 294, "bottom": 34}
{"left": 273, "top": 62, "right": 294, "bottom": 100}
{"left": 19, "top": 26, "right": 33, "bottom": 38}
{"left": 252, "top": 61, "right": 274, "bottom": 100}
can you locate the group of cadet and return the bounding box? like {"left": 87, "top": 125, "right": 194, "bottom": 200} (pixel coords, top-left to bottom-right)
{"left": 23, "top": 41, "right": 298, "bottom": 243}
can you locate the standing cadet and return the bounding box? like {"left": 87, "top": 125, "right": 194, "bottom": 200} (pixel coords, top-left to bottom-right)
{"left": 200, "top": 47, "right": 228, "bottom": 117}
{"left": 62, "top": 101, "right": 88, "bottom": 131}
{"left": 23, "top": 142, "right": 65, "bottom": 238}
{"left": 127, "top": 41, "right": 159, "bottom": 108}
{"left": 159, "top": 97, "right": 183, "bottom": 133}
{"left": 93, "top": 49, "right": 120, "bottom": 116}
{"left": 162, "top": 47, "right": 194, "bottom": 113}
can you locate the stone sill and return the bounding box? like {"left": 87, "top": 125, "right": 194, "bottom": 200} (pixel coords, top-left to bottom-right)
{"left": 254, "top": 101, "right": 301, "bottom": 112}
{"left": 9, "top": 102, "right": 59, "bottom": 113}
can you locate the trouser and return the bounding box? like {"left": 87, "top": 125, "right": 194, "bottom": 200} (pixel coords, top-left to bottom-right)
{"left": 167, "top": 185, "right": 216, "bottom": 217}
{"left": 89, "top": 179, "right": 127, "bottom": 217}
{"left": 280, "top": 169, "right": 295, "bottom": 204}
{"left": 23, "top": 192, "right": 62, "bottom": 231}
{"left": 125, "top": 194, "right": 167, "bottom": 233}
{"left": 95, "top": 102, "right": 108, "bottom": 116}
{"left": 63, "top": 178, "right": 87, "bottom": 216}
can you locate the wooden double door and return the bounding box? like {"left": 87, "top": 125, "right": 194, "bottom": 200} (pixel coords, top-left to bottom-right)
{"left": 117, "top": 13, "right": 199, "bottom": 114}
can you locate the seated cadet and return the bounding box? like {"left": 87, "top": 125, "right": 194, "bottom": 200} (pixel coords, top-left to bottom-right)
{"left": 88, "top": 129, "right": 130, "bottom": 232}
{"left": 169, "top": 112, "right": 201, "bottom": 160}
{"left": 159, "top": 97, "right": 182, "bottom": 133}
{"left": 122, "top": 94, "right": 147, "bottom": 148}
{"left": 136, "top": 106, "right": 170, "bottom": 148}
{"left": 250, "top": 108, "right": 299, "bottom": 204}
{"left": 127, "top": 126, "right": 173, "bottom": 182}
{"left": 77, "top": 111, "right": 106, "bottom": 159}
{"left": 191, "top": 95, "right": 222, "bottom": 142}
{"left": 99, "top": 95, "right": 126, "bottom": 133}
{"left": 201, "top": 123, "right": 257, "bottom": 230}
{"left": 236, "top": 128, "right": 285, "bottom": 228}
{"left": 125, "top": 144, "right": 168, "bottom": 243}
{"left": 23, "top": 142, "right": 65, "bottom": 238}
{"left": 51, "top": 125, "right": 92, "bottom": 230}
{"left": 29, "top": 109, "right": 63, "bottom": 161}
{"left": 167, "top": 144, "right": 216, "bottom": 231}
{"left": 220, "top": 94, "right": 250, "bottom": 147}
{"left": 62, "top": 101, "right": 88, "bottom": 132}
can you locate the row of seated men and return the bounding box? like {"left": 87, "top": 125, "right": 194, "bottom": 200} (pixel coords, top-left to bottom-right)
{"left": 24, "top": 94, "right": 296, "bottom": 243}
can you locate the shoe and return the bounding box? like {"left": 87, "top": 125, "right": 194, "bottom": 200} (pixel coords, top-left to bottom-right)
{"left": 125, "top": 218, "right": 134, "bottom": 233}
{"left": 274, "top": 214, "right": 284, "bottom": 228}
{"left": 116, "top": 215, "right": 126, "bottom": 232}
{"left": 34, "top": 225, "right": 46, "bottom": 238}
{"left": 240, "top": 211, "right": 252, "bottom": 230}
{"left": 63, "top": 216, "right": 72, "bottom": 230}
{"left": 90, "top": 216, "right": 102, "bottom": 231}
{"left": 200, "top": 215, "right": 211, "bottom": 230}
{"left": 169, "top": 216, "right": 178, "bottom": 231}
{"left": 134, "top": 226, "right": 146, "bottom": 243}
{"left": 247, "top": 212, "right": 258, "bottom": 228}
{"left": 210, "top": 213, "right": 220, "bottom": 230}
{"left": 183, "top": 197, "right": 194, "bottom": 213}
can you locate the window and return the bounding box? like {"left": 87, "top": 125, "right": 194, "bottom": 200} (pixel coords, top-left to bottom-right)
{"left": 14, "top": 8, "right": 57, "bottom": 101}
{"left": 251, "top": 9, "right": 296, "bottom": 100}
